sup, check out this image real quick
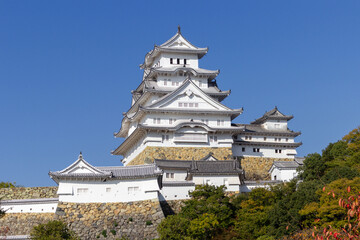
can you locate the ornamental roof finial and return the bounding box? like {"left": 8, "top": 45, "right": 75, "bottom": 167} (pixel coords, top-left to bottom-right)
{"left": 79, "top": 151, "right": 83, "bottom": 159}
{"left": 177, "top": 25, "right": 181, "bottom": 34}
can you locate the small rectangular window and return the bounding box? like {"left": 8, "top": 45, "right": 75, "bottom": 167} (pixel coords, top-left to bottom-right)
{"left": 189, "top": 103, "right": 194, "bottom": 107}
{"left": 210, "top": 136, "right": 214, "bottom": 142}
{"left": 172, "top": 81, "right": 175, "bottom": 86}
{"left": 77, "top": 188, "right": 88, "bottom": 195}
{"left": 177, "top": 58, "right": 180, "bottom": 64}
{"left": 279, "top": 149, "right": 282, "bottom": 153}
{"left": 179, "top": 103, "right": 183, "bottom": 107}
{"left": 275, "top": 149, "right": 278, "bottom": 153}
{"left": 170, "top": 58, "right": 173, "bottom": 64}
{"left": 214, "top": 136, "right": 218, "bottom": 142}
{"left": 286, "top": 138, "right": 289, "bottom": 142}
{"left": 184, "top": 59, "right": 187, "bottom": 64}
{"left": 253, "top": 148, "right": 256, "bottom": 152}
{"left": 264, "top": 137, "right": 267, "bottom": 141}
{"left": 195, "top": 103, "right": 199, "bottom": 107}
{"left": 184, "top": 103, "right": 188, "bottom": 107}
{"left": 153, "top": 118, "right": 156, "bottom": 124}
{"left": 157, "top": 118, "right": 160, "bottom": 124}
{"left": 217, "top": 120, "right": 220, "bottom": 126}
{"left": 106, "top": 188, "right": 111, "bottom": 193}
{"left": 242, "top": 147, "right": 245, "bottom": 152}
{"left": 164, "top": 80, "right": 167, "bottom": 86}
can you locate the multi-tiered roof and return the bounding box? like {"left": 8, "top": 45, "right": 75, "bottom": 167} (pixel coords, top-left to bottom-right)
{"left": 112, "top": 28, "right": 243, "bottom": 163}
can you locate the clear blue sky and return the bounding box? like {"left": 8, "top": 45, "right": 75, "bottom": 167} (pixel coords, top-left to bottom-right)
{"left": 1, "top": 1, "right": 359, "bottom": 187}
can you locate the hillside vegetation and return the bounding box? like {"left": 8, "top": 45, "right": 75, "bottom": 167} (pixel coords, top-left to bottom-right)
{"left": 158, "top": 126, "right": 360, "bottom": 240}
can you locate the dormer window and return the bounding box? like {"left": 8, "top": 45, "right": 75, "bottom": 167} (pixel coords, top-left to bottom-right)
{"left": 170, "top": 58, "right": 173, "bottom": 64}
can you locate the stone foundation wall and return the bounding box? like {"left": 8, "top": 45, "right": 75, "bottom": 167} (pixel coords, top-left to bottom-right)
{"left": 0, "top": 187, "right": 58, "bottom": 200}
{"left": 160, "top": 200, "right": 185, "bottom": 217}
{"left": 128, "top": 146, "right": 233, "bottom": 165}
{"left": 0, "top": 213, "right": 54, "bottom": 235}
{"left": 240, "top": 157, "right": 293, "bottom": 180}
{"left": 55, "top": 200, "right": 165, "bottom": 240}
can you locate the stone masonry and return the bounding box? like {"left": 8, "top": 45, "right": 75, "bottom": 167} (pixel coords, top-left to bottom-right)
{"left": 55, "top": 200, "right": 165, "bottom": 240}
{"left": 0, "top": 187, "right": 58, "bottom": 200}
{"left": 240, "top": 156, "right": 293, "bottom": 180}
{"left": 128, "top": 146, "right": 233, "bottom": 165}
{"left": 0, "top": 213, "right": 54, "bottom": 236}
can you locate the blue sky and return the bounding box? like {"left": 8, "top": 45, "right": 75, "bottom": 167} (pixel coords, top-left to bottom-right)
{"left": 1, "top": 1, "right": 359, "bottom": 187}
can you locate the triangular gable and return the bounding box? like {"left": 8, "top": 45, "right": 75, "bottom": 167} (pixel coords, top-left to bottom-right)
{"left": 146, "top": 78, "right": 233, "bottom": 111}
{"left": 200, "top": 153, "right": 219, "bottom": 161}
{"left": 265, "top": 107, "right": 286, "bottom": 117}
{"left": 160, "top": 31, "right": 200, "bottom": 50}
{"left": 59, "top": 153, "right": 106, "bottom": 175}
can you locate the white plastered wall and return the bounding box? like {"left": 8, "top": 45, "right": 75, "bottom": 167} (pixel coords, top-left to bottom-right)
{"left": 1, "top": 200, "right": 58, "bottom": 213}
{"left": 57, "top": 178, "right": 160, "bottom": 203}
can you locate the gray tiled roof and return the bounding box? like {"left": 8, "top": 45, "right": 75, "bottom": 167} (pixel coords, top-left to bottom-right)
{"left": 251, "top": 107, "right": 293, "bottom": 124}
{"left": 233, "top": 140, "right": 302, "bottom": 148}
{"left": 155, "top": 160, "right": 192, "bottom": 169}
{"left": 233, "top": 123, "right": 300, "bottom": 136}
{"left": 162, "top": 181, "right": 195, "bottom": 187}
{"left": 97, "top": 165, "right": 162, "bottom": 179}
{"left": 50, "top": 164, "right": 162, "bottom": 181}
{"left": 294, "top": 157, "right": 305, "bottom": 165}
{"left": 0, "top": 198, "right": 59, "bottom": 205}
{"left": 272, "top": 161, "right": 300, "bottom": 169}
{"left": 189, "top": 160, "right": 242, "bottom": 174}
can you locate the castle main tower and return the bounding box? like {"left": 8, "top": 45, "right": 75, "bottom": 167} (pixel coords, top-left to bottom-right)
{"left": 112, "top": 28, "right": 244, "bottom": 166}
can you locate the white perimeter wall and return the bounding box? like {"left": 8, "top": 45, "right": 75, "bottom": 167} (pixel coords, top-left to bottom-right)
{"left": 160, "top": 185, "right": 195, "bottom": 201}
{"left": 270, "top": 168, "right": 298, "bottom": 181}
{"left": 1, "top": 199, "right": 58, "bottom": 213}
{"left": 57, "top": 178, "right": 160, "bottom": 203}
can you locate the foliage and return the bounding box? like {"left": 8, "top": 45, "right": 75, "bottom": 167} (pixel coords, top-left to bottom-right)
{"left": 233, "top": 188, "right": 276, "bottom": 239}
{"left": 157, "top": 214, "right": 190, "bottom": 240}
{"left": 300, "top": 178, "right": 360, "bottom": 229}
{"left": 158, "top": 185, "right": 232, "bottom": 239}
{"left": 181, "top": 185, "right": 234, "bottom": 228}
{"left": 187, "top": 213, "right": 219, "bottom": 240}
{"left": 0, "top": 182, "right": 16, "bottom": 188}
{"left": 30, "top": 220, "right": 79, "bottom": 240}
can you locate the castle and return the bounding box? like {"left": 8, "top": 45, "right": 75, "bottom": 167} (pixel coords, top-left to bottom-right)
{"left": 0, "top": 28, "right": 302, "bottom": 239}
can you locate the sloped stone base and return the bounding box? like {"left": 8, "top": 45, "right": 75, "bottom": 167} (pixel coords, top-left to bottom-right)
{"left": 0, "top": 213, "right": 53, "bottom": 235}
{"left": 239, "top": 157, "right": 293, "bottom": 180}
{"left": 128, "top": 146, "right": 233, "bottom": 165}
{"left": 55, "top": 200, "right": 164, "bottom": 240}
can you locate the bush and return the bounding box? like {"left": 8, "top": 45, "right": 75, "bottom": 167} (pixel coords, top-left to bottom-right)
{"left": 30, "top": 220, "right": 78, "bottom": 240}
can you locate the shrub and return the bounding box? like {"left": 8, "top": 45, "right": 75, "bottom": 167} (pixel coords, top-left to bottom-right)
{"left": 30, "top": 220, "right": 78, "bottom": 240}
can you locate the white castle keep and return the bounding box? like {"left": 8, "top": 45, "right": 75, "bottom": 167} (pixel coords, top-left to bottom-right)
{"left": 4, "top": 28, "right": 303, "bottom": 210}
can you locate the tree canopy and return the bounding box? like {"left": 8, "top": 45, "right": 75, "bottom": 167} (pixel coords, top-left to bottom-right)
{"left": 158, "top": 126, "right": 360, "bottom": 239}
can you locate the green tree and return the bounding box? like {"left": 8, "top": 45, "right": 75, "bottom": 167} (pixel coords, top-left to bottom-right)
{"left": 0, "top": 182, "right": 16, "bottom": 188}
{"left": 299, "top": 177, "right": 360, "bottom": 229}
{"left": 30, "top": 220, "right": 79, "bottom": 240}
{"left": 181, "top": 185, "right": 234, "bottom": 228}
{"left": 233, "top": 188, "right": 276, "bottom": 240}
{"left": 157, "top": 214, "right": 190, "bottom": 240}
{"left": 158, "top": 185, "right": 233, "bottom": 239}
